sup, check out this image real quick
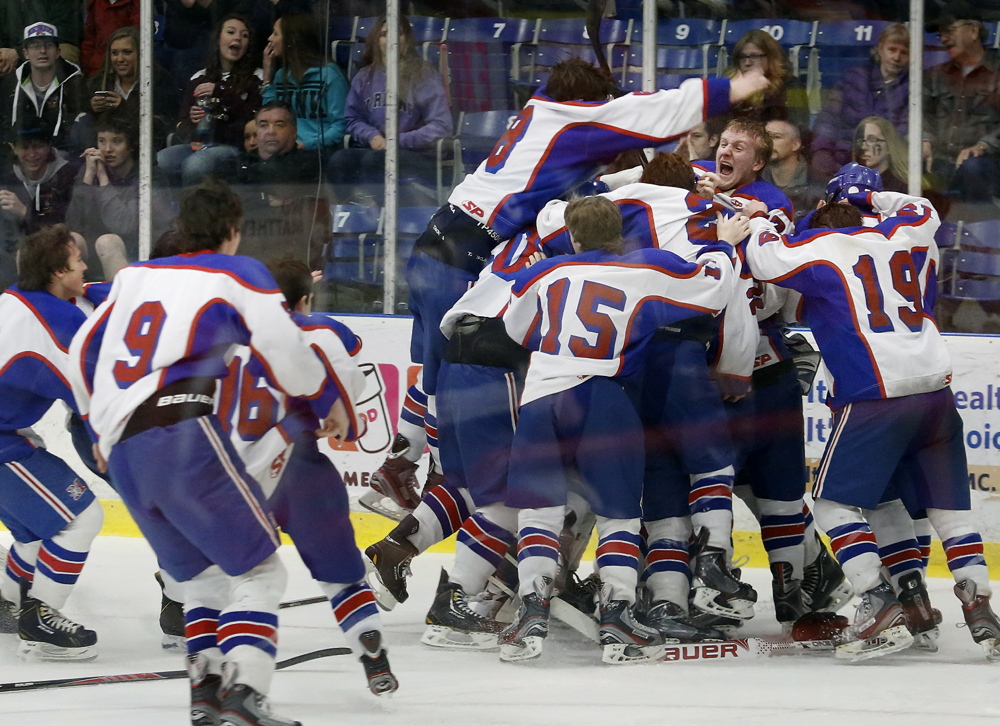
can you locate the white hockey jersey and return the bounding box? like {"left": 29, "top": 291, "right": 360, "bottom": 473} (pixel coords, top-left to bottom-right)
{"left": 69, "top": 253, "right": 356, "bottom": 458}
{"left": 535, "top": 183, "right": 757, "bottom": 381}
{"left": 503, "top": 245, "right": 737, "bottom": 405}
{"left": 218, "top": 314, "right": 365, "bottom": 496}
{"left": 449, "top": 77, "right": 732, "bottom": 239}
{"left": 745, "top": 191, "right": 949, "bottom": 409}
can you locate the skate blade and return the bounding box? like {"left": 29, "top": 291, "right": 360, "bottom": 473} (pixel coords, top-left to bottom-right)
{"left": 420, "top": 625, "right": 499, "bottom": 650}
{"left": 602, "top": 642, "right": 666, "bottom": 664}
{"left": 691, "top": 588, "right": 755, "bottom": 620}
{"left": 978, "top": 637, "right": 1000, "bottom": 663}
{"left": 19, "top": 639, "right": 98, "bottom": 661}
{"left": 363, "top": 556, "right": 399, "bottom": 612}
{"left": 161, "top": 633, "right": 186, "bottom": 650}
{"left": 911, "top": 628, "right": 939, "bottom": 653}
{"left": 358, "top": 490, "right": 411, "bottom": 522}
{"left": 499, "top": 636, "right": 544, "bottom": 662}
{"left": 834, "top": 624, "right": 914, "bottom": 662}
{"left": 550, "top": 597, "right": 600, "bottom": 644}
{"left": 368, "top": 673, "right": 400, "bottom": 696}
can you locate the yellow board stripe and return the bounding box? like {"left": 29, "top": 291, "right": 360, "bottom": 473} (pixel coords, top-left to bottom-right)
{"left": 3, "top": 501, "right": 997, "bottom": 579}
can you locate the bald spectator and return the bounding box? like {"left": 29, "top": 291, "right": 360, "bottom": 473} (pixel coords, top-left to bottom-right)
{"left": 923, "top": 14, "right": 1000, "bottom": 202}
{"left": 763, "top": 119, "right": 820, "bottom": 219}
{"left": 811, "top": 23, "right": 910, "bottom": 179}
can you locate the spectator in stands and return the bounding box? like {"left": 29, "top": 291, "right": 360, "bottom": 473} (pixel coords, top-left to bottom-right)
{"left": 244, "top": 118, "right": 257, "bottom": 152}
{"left": 261, "top": 13, "right": 348, "bottom": 157}
{"left": 762, "top": 118, "right": 819, "bottom": 214}
{"left": 724, "top": 29, "right": 807, "bottom": 127}
{"left": 0, "top": 122, "right": 80, "bottom": 289}
{"left": 853, "top": 115, "right": 950, "bottom": 218}
{"left": 158, "top": 14, "right": 263, "bottom": 187}
{"left": 232, "top": 100, "right": 327, "bottom": 267}
{"left": 210, "top": 0, "right": 316, "bottom": 63}
{"left": 0, "top": 23, "right": 87, "bottom": 153}
{"left": 0, "top": 3, "right": 82, "bottom": 67}
{"left": 0, "top": 121, "right": 79, "bottom": 234}
{"left": 678, "top": 118, "right": 723, "bottom": 162}
{"left": 923, "top": 15, "right": 1000, "bottom": 202}
{"left": 811, "top": 23, "right": 910, "bottom": 180}
{"left": 66, "top": 114, "right": 171, "bottom": 279}
{"left": 327, "top": 15, "right": 452, "bottom": 206}
{"left": 78, "top": 27, "right": 178, "bottom": 151}
{"left": 81, "top": 0, "right": 140, "bottom": 77}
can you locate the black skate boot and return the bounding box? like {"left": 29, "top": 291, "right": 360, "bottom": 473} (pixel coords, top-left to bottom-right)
{"left": 802, "top": 534, "right": 852, "bottom": 612}
{"left": 771, "top": 562, "right": 811, "bottom": 630}
{"left": 599, "top": 598, "right": 665, "bottom": 663}
{"left": 498, "top": 578, "right": 551, "bottom": 662}
{"left": 188, "top": 653, "right": 223, "bottom": 726}
{"left": 897, "top": 571, "right": 941, "bottom": 652}
{"left": 954, "top": 579, "right": 1000, "bottom": 662}
{"left": 422, "top": 570, "right": 502, "bottom": 650}
{"left": 18, "top": 580, "right": 97, "bottom": 661}
{"left": 219, "top": 665, "right": 301, "bottom": 726}
{"left": 835, "top": 575, "right": 913, "bottom": 662}
{"left": 690, "top": 538, "right": 757, "bottom": 621}
{"left": 363, "top": 514, "right": 419, "bottom": 609}
{"left": 358, "top": 629, "right": 399, "bottom": 695}
{"left": 644, "top": 600, "right": 726, "bottom": 642}
{"left": 157, "top": 571, "right": 186, "bottom": 649}
{"left": 361, "top": 435, "right": 421, "bottom": 521}
{"left": 551, "top": 572, "right": 601, "bottom": 643}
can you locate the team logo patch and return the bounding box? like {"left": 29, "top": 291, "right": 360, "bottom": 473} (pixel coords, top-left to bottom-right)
{"left": 66, "top": 478, "right": 87, "bottom": 500}
{"left": 269, "top": 450, "right": 287, "bottom": 480}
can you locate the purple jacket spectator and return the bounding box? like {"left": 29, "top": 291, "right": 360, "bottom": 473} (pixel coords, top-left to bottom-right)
{"left": 345, "top": 65, "right": 452, "bottom": 151}
{"left": 811, "top": 63, "right": 909, "bottom": 180}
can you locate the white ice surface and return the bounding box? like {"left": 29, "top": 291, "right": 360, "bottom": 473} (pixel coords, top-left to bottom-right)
{"left": 1, "top": 537, "right": 998, "bottom": 726}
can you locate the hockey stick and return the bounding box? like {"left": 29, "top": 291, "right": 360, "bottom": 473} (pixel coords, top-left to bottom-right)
{"left": 658, "top": 637, "right": 834, "bottom": 662}
{"left": 279, "top": 595, "right": 327, "bottom": 609}
{"left": 0, "top": 646, "right": 351, "bottom": 694}
{"left": 586, "top": 0, "right": 614, "bottom": 85}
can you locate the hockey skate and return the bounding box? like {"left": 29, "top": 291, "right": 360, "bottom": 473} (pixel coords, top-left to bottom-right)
{"left": 358, "top": 630, "right": 399, "bottom": 695}
{"left": 422, "top": 570, "right": 503, "bottom": 650}
{"left": 834, "top": 577, "right": 913, "bottom": 662}
{"left": 157, "top": 571, "right": 186, "bottom": 649}
{"left": 643, "top": 600, "right": 726, "bottom": 643}
{"left": 599, "top": 598, "right": 665, "bottom": 664}
{"left": 954, "top": 579, "right": 1000, "bottom": 662}
{"left": 550, "top": 572, "right": 601, "bottom": 643}
{"left": 498, "top": 579, "right": 551, "bottom": 662}
{"left": 361, "top": 435, "right": 422, "bottom": 521}
{"left": 363, "top": 514, "right": 419, "bottom": 610}
{"left": 18, "top": 582, "right": 97, "bottom": 661}
{"left": 219, "top": 664, "right": 301, "bottom": 726}
{"left": 897, "top": 571, "right": 941, "bottom": 653}
{"left": 188, "top": 653, "right": 223, "bottom": 726}
{"left": 771, "top": 561, "right": 811, "bottom": 631}
{"left": 802, "top": 534, "right": 852, "bottom": 612}
{"left": 690, "top": 536, "right": 757, "bottom": 621}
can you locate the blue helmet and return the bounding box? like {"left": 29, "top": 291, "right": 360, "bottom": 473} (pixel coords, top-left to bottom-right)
{"left": 826, "top": 162, "right": 883, "bottom": 203}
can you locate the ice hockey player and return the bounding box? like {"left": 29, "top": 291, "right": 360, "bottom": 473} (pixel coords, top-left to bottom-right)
{"left": 696, "top": 119, "right": 849, "bottom": 629}
{"left": 218, "top": 256, "right": 398, "bottom": 695}
{"left": 0, "top": 224, "right": 103, "bottom": 660}
{"left": 744, "top": 175, "right": 1000, "bottom": 662}
{"left": 68, "top": 179, "right": 357, "bottom": 726}
{"left": 498, "top": 196, "right": 743, "bottom": 663}
{"left": 364, "top": 60, "right": 770, "bottom": 609}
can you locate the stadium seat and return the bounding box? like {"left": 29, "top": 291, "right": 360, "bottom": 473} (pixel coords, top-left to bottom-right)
{"left": 457, "top": 109, "right": 519, "bottom": 173}
{"left": 443, "top": 40, "right": 514, "bottom": 112}
{"left": 324, "top": 204, "right": 384, "bottom": 287}
{"left": 723, "top": 19, "right": 816, "bottom": 48}
{"left": 624, "top": 46, "right": 717, "bottom": 79}
{"left": 444, "top": 17, "right": 538, "bottom": 44}
{"left": 629, "top": 18, "right": 724, "bottom": 47}
{"left": 812, "top": 20, "right": 892, "bottom": 48}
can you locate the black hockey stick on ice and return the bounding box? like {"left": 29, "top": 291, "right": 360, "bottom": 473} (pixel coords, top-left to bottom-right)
{"left": 279, "top": 594, "right": 327, "bottom": 609}
{"left": 0, "top": 646, "right": 350, "bottom": 694}
{"left": 587, "top": 0, "right": 615, "bottom": 86}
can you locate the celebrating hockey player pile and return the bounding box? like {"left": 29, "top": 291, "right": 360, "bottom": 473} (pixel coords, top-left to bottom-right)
{"left": 0, "top": 55, "right": 997, "bottom": 726}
